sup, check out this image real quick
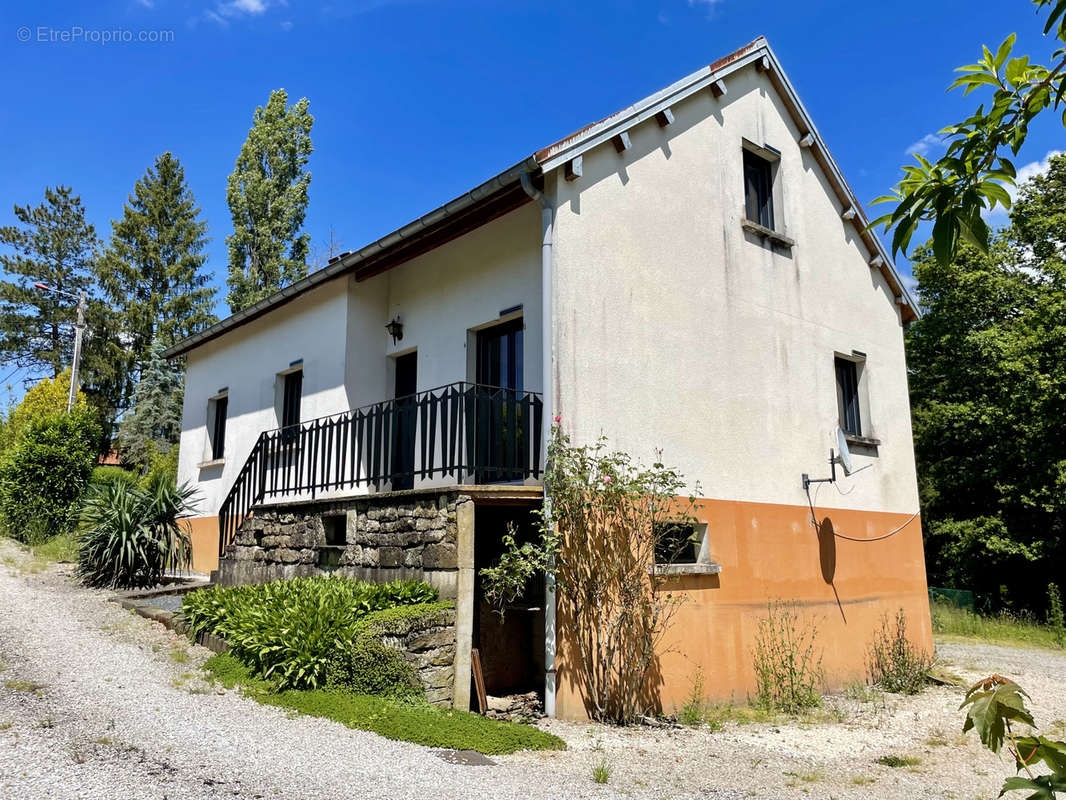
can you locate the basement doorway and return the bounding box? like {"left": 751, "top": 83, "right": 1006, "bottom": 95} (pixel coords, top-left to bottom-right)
{"left": 473, "top": 503, "right": 545, "bottom": 713}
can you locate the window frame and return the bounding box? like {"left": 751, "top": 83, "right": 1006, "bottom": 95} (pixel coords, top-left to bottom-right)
{"left": 209, "top": 393, "right": 228, "bottom": 461}
{"left": 652, "top": 521, "right": 720, "bottom": 576}
{"left": 743, "top": 148, "right": 776, "bottom": 230}
{"left": 835, "top": 356, "right": 862, "bottom": 437}
{"left": 281, "top": 369, "right": 303, "bottom": 431}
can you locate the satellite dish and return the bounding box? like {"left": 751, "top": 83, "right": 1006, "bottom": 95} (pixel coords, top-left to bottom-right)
{"left": 835, "top": 428, "right": 853, "bottom": 476}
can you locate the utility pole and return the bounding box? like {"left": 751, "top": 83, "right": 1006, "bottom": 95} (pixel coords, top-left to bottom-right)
{"left": 33, "top": 282, "right": 86, "bottom": 412}
{"left": 68, "top": 291, "right": 86, "bottom": 413}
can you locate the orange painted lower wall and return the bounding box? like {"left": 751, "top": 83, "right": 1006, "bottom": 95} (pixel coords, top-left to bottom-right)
{"left": 185, "top": 516, "right": 220, "bottom": 575}
{"left": 553, "top": 498, "right": 931, "bottom": 720}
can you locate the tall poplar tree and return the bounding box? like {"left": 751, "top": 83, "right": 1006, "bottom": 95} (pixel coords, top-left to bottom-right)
{"left": 0, "top": 186, "right": 99, "bottom": 378}
{"left": 225, "top": 88, "right": 314, "bottom": 312}
{"left": 97, "top": 152, "right": 216, "bottom": 406}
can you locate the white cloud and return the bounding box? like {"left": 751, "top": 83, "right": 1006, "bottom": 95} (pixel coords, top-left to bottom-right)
{"left": 205, "top": 0, "right": 280, "bottom": 24}
{"left": 136, "top": 0, "right": 155, "bottom": 8}
{"left": 280, "top": 19, "right": 293, "bottom": 30}
{"left": 687, "top": 0, "right": 725, "bottom": 18}
{"left": 906, "top": 133, "right": 943, "bottom": 157}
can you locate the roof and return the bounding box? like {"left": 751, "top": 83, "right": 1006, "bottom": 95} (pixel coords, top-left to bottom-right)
{"left": 164, "top": 37, "right": 917, "bottom": 359}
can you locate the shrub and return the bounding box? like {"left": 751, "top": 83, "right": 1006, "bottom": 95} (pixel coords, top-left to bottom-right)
{"left": 0, "top": 369, "right": 88, "bottom": 455}
{"left": 141, "top": 447, "right": 178, "bottom": 486}
{"left": 480, "top": 426, "right": 700, "bottom": 724}
{"left": 752, "top": 600, "right": 823, "bottom": 713}
{"left": 867, "top": 608, "right": 934, "bottom": 694}
{"left": 182, "top": 576, "right": 439, "bottom": 690}
{"left": 325, "top": 603, "right": 453, "bottom": 697}
{"left": 90, "top": 465, "right": 138, "bottom": 488}
{"left": 0, "top": 409, "right": 99, "bottom": 544}
{"left": 77, "top": 474, "right": 195, "bottom": 588}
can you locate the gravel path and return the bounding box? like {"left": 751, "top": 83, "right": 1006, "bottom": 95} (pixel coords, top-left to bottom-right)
{"left": 1, "top": 539, "right": 1064, "bottom": 800}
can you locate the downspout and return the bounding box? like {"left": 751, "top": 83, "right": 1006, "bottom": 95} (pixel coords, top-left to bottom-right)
{"left": 520, "top": 170, "right": 557, "bottom": 718}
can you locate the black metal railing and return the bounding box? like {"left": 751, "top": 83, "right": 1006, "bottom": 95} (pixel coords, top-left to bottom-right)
{"left": 217, "top": 382, "right": 543, "bottom": 555}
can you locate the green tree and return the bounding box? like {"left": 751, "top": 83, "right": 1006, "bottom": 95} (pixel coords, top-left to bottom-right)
{"left": 118, "top": 339, "right": 184, "bottom": 471}
{"left": 0, "top": 186, "right": 98, "bottom": 378}
{"left": 907, "top": 155, "right": 1066, "bottom": 609}
{"left": 97, "top": 152, "right": 216, "bottom": 406}
{"left": 875, "top": 0, "right": 1066, "bottom": 264}
{"left": 225, "top": 88, "right": 314, "bottom": 312}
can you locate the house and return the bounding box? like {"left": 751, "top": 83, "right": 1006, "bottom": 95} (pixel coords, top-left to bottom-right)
{"left": 165, "top": 37, "right": 930, "bottom": 720}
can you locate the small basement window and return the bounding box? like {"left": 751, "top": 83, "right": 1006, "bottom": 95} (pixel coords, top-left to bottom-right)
{"left": 653, "top": 522, "right": 720, "bottom": 575}
{"left": 744, "top": 149, "right": 775, "bottom": 230}
{"left": 322, "top": 514, "right": 347, "bottom": 547}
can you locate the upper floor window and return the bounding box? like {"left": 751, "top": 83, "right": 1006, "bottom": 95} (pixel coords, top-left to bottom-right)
{"left": 281, "top": 368, "right": 302, "bottom": 431}
{"left": 835, "top": 356, "right": 861, "bottom": 436}
{"left": 744, "top": 149, "right": 775, "bottom": 230}
{"left": 207, "top": 392, "right": 228, "bottom": 461}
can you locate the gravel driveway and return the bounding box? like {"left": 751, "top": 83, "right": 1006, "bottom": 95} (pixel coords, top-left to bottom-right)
{"left": 2, "top": 539, "right": 1064, "bottom": 800}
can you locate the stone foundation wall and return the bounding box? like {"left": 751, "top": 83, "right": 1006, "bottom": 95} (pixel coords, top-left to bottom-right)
{"left": 217, "top": 490, "right": 472, "bottom": 599}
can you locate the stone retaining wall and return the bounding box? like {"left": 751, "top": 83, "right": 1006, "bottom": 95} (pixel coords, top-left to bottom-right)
{"left": 217, "top": 490, "right": 472, "bottom": 599}
{"left": 377, "top": 607, "right": 457, "bottom": 705}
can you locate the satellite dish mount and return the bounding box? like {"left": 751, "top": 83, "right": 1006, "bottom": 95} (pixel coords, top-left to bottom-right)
{"left": 802, "top": 429, "right": 869, "bottom": 491}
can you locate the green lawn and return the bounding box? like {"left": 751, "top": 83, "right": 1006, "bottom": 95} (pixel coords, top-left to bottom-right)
{"left": 204, "top": 652, "right": 565, "bottom": 755}
{"left": 931, "top": 600, "right": 1065, "bottom": 651}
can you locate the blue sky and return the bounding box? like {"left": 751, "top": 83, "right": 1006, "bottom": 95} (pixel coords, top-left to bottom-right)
{"left": 1, "top": 0, "right": 1064, "bottom": 400}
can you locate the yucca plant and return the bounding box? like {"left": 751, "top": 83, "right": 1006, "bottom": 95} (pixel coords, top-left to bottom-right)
{"left": 77, "top": 474, "right": 197, "bottom": 589}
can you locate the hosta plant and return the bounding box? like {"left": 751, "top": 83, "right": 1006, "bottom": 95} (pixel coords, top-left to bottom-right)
{"left": 961, "top": 674, "right": 1066, "bottom": 797}
{"left": 181, "top": 576, "right": 439, "bottom": 691}
{"left": 77, "top": 475, "right": 196, "bottom": 589}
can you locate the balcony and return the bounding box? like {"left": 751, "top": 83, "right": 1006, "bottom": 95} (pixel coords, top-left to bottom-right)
{"left": 217, "top": 381, "right": 544, "bottom": 554}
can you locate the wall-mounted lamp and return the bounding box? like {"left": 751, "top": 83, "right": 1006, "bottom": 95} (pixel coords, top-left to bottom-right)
{"left": 385, "top": 317, "right": 404, "bottom": 344}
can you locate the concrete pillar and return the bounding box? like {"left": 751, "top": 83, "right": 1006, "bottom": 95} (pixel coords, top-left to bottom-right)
{"left": 452, "top": 496, "right": 475, "bottom": 711}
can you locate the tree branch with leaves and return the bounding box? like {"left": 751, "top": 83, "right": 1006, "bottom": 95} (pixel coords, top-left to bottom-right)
{"left": 874, "top": 0, "right": 1066, "bottom": 265}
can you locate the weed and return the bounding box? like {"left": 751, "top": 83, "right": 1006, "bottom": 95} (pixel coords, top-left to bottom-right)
{"left": 37, "top": 718, "right": 54, "bottom": 728}
{"left": 4, "top": 679, "right": 46, "bottom": 694}
{"left": 925, "top": 729, "right": 950, "bottom": 747}
{"left": 844, "top": 681, "right": 883, "bottom": 704}
{"left": 784, "top": 768, "right": 824, "bottom": 787}
{"left": 876, "top": 754, "right": 921, "bottom": 768}
{"left": 676, "top": 668, "right": 706, "bottom": 727}
{"left": 1048, "top": 583, "right": 1066, "bottom": 646}
{"left": 592, "top": 759, "right": 611, "bottom": 784}
{"left": 705, "top": 703, "right": 777, "bottom": 727}
{"left": 850, "top": 775, "right": 877, "bottom": 786}
{"left": 867, "top": 609, "right": 933, "bottom": 694}
{"left": 0, "top": 721, "right": 13, "bottom": 731}
{"left": 169, "top": 649, "right": 189, "bottom": 664}
{"left": 92, "top": 737, "right": 113, "bottom": 746}
{"left": 752, "top": 601, "right": 823, "bottom": 713}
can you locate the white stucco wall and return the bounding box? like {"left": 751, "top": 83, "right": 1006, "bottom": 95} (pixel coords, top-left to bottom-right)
{"left": 549, "top": 64, "right": 919, "bottom": 514}
{"left": 380, "top": 203, "right": 543, "bottom": 396}
{"left": 178, "top": 282, "right": 351, "bottom": 515}
{"left": 178, "top": 205, "right": 544, "bottom": 516}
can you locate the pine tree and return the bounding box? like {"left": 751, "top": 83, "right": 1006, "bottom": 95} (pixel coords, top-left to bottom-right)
{"left": 225, "top": 88, "right": 314, "bottom": 312}
{"left": 0, "top": 186, "right": 99, "bottom": 379}
{"left": 97, "top": 152, "right": 216, "bottom": 406}
{"left": 118, "top": 339, "right": 183, "bottom": 470}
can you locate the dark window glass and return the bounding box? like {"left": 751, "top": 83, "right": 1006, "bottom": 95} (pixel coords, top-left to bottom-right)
{"left": 476, "top": 318, "right": 523, "bottom": 390}
{"left": 211, "top": 395, "right": 227, "bottom": 460}
{"left": 282, "top": 370, "right": 302, "bottom": 431}
{"left": 654, "top": 522, "right": 699, "bottom": 565}
{"left": 743, "top": 150, "right": 775, "bottom": 230}
{"left": 835, "top": 357, "right": 861, "bottom": 436}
